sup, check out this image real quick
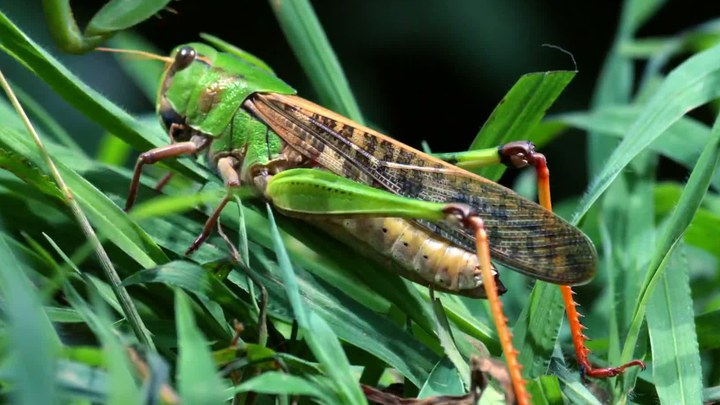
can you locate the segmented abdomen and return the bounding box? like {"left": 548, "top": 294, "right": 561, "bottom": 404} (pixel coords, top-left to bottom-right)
{"left": 315, "top": 216, "right": 504, "bottom": 298}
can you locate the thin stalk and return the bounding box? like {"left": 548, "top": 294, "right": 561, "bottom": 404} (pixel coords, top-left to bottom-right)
{"left": 0, "top": 69, "right": 155, "bottom": 349}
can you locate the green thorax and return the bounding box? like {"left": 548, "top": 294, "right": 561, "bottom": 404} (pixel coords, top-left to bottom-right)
{"left": 158, "top": 42, "right": 296, "bottom": 137}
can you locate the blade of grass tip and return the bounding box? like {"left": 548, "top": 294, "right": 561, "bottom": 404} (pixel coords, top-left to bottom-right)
{"left": 620, "top": 113, "right": 720, "bottom": 385}
{"left": 231, "top": 194, "right": 256, "bottom": 318}
{"left": 430, "top": 297, "right": 470, "bottom": 388}
{"left": 573, "top": 42, "right": 720, "bottom": 224}
{"left": 418, "top": 357, "right": 465, "bottom": 398}
{"left": 0, "top": 69, "right": 155, "bottom": 349}
{"left": 233, "top": 195, "right": 250, "bottom": 270}
{"left": 269, "top": 0, "right": 363, "bottom": 122}
{"left": 0, "top": 231, "right": 60, "bottom": 405}
{"left": 265, "top": 204, "right": 366, "bottom": 405}
{"left": 175, "top": 289, "right": 226, "bottom": 405}
{"left": 646, "top": 243, "right": 703, "bottom": 404}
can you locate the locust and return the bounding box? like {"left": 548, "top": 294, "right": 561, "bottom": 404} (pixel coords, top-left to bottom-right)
{"left": 118, "top": 42, "right": 645, "bottom": 402}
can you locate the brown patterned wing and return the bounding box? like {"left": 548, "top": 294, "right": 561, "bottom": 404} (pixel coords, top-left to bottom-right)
{"left": 245, "top": 93, "right": 596, "bottom": 285}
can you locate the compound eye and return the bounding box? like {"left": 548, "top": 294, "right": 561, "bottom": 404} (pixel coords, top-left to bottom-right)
{"left": 174, "top": 46, "right": 196, "bottom": 71}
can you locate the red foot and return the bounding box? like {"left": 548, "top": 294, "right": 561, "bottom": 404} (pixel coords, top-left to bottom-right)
{"left": 583, "top": 359, "right": 646, "bottom": 379}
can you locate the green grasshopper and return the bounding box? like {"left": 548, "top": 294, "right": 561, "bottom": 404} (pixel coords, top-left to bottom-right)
{"left": 120, "top": 42, "right": 644, "bottom": 401}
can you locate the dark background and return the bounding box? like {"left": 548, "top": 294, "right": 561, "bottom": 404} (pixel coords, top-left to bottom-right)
{"left": 1, "top": 1, "right": 719, "bottom": 199}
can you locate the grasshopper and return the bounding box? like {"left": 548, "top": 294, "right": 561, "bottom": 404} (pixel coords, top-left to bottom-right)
{"left": 120, "top": 42, "right": 644, "bottom": 401}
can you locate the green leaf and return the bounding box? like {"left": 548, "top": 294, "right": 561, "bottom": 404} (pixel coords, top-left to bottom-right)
{"left": 62, "top": 283, "right": 142, "bottom": 405}
{"left": 573, "top": 42, "right": 720, "bottom": 223}
{"left": 430, "top": 299, "right": 469, "bottom": 388}
{"left": 266, "top": 205, "right": 366, "bottom": 404}
{"left": 646, "top": 243, "right": 703, "bottom": 404}
{"left": 175, "top": 289, "right": 227, "bottom": 405}
{"left": 123, "top": 261, "right": 254, "bottom": 333}
{"left": 621, "top": 112, "right": 720, "bottom": 385}
{"left": 622, "top": 0, "right": 668, "bottom": 35}
{"left": 269, "top": 0, "right": 363, "bottom": 122}
{"left": 95, "top": 133, "right": 132, "bottom": 166}
{"left": 513, "top": 282, "right": 563, "bottom": 378}
{"left": 553, "top": 107, "right": 720, "bottom": 189}
{"left": 0, "top": 10, "right": 206, "bottom": 181}
{"left": 230, "top": 371, "right": 327, "bottom": 400}
{"left": 45, "top": 306, "right": 84, "bottom": 323}
{"left": 55, "top": 360, "right": 108, "bottom": 403}
{"left": 0, "top": 127, "right": 168, "bottom": 268}
{"left": 87, "top": 0, "right": 173, "bottom": 37}
{"left": 468, "top": 70, "right": 576, "bottom": 181}
{"left": 418, "top": 357, "right": 465, "bottom": 398}
{"left": 549, "top": 358, "right": 602, "bottom": 405}
{"left": 654, "top": 183, "right": 720, "bottom": 259}
{"left": 705, "top": 386, "right": 720, "bottom": 403}
{"left": 0, "top": 230, "right": 60, "bottom": 405}
{"left": 0, "top": 147, "right": 64, "bottom": 201}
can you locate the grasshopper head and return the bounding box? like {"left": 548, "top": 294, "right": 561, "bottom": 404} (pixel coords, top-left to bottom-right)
{"left": 156, "top": 45, "right": 204, "bottom": 141}
{"left": 157, "top": 42, "right": 296, "bottom": 140}
{"left": 156, "top": 43, "right": 222, "bottom": 140}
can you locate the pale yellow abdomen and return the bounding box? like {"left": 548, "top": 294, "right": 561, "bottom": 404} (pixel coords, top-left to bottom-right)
{"left": 315, "top": 217, "right": 504, "bottom": 298}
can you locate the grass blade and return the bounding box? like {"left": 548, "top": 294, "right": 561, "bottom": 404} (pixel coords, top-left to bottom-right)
{"left": 468, "top": 70, "right": 575, "bottom": 181}
{"left": 646, "top": 243, "right": 703, "bottom": 404}
{"left": 554, "top": 108, "right": 716, "bottom": 188}
{"left": 62, "top": 283, "right": 143, "bottom": 404}
{"left": 0, "top": 10, "right": 205, "bottom": 181}
{"left": 0, "top": 69, "right": 154, "bottom": 348}
{"left": 266, "top": 204, "right": 366, "bottom": 404}
{"left": 269, "top": 0, "right": 363, "bottom": 122}
{"left": 0, "top": 127, "right": 167, "bottom": 268}
{"left": 573, "top": 42, "right": 720, "bottom": 224}
{"left": 175, "top": 289, "right": 227, "bottom": 405}
{"left": 586, "top": 0, "right": 666, "bottom": 175}
{"left": 418, "top": 357, "right": 465, "bottom": 398}
{"left": 230, "top": 371, "right": 329, "bottom": 401}
{"left": 0, "top": 229, "right": 60, "bottom": 405}
{"left": 512, "top": 282, "right": 563, "bottom": 378}
{"left": 620, "top": 112, "right": 720, "bottom": 385}
{"left": 430, "top": 298, "right": 470, "bottom": 388}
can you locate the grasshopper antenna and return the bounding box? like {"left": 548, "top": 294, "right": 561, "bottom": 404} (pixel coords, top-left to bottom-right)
{"left": 95, "top": 47, "right": 173, "bottom": 64}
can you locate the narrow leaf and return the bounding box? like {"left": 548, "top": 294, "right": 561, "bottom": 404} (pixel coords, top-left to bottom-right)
{"left": 469, "top": 71, "right": 575, "bottom": 181}
{"left": 175, "top": 289, "right": 226, "bottom": 405}
{"left": 269, "top": 0, "right": 363, "bottom": 122}
{"left": 573, "top": 43, "right": 720, "bottom": 223}
{"left": 646, "top": 243, "right": 703, "bottom": 404}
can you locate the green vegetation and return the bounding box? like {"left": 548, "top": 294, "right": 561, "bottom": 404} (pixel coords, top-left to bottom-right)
{"left": 0, "top": 1, "right": 719, "bottom": 403}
